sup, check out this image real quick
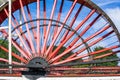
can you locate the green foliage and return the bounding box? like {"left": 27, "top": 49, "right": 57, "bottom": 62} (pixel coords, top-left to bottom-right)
{"left": 53, "top": 46, "right": 74, "bottom": 60}
{"left": 52, "top": 46, "right": 83, "bottom": 62}
{"left": 93, "top": 46, "right": 118, "bottom": 66}
{"left": 0, "top": 39, "right": 20, "bottom": 64}
{"left": 52, "top": 46, "right": 89, "bottom": 67}
{"left": 70, "top": 46, "right": 118, "bottom": 68}
{"left": 52, "top": 46, "right": 118, "bottom": 69}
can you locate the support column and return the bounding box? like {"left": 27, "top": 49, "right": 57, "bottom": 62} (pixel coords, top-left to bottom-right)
{"left": 8, "top": 0, "right": 12, "bottom": 73}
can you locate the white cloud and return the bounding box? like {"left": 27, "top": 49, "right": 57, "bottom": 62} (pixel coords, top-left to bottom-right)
{"left": 105, "top": 7, "right": 120, "bottom": 32}
{"left": 98, "top": 1, "right": 120, "bottom": 7}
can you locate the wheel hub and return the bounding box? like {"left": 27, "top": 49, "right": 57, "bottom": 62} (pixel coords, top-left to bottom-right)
{"left": 22, "top": 57, "right": 49, "bottom": 76}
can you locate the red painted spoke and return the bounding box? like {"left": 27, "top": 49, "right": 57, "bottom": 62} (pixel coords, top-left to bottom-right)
{"left": 51, "top": 4, "right": 84, "bottom": 61}
{"left": 50, "top": 25, "right": 110, "bottom": 62}
{"left": 46, "top": 0, "right": 78, "bottom": 59}
{"left": 26, "top": 5, "right": 37, "bottom": 53}
{"left": 0, "top": 46, "right": 28, "bottom": 63}
{"left": 92, "top": 50, "right": 120, "bottom": 60}
{"left": 80, "top": 14, "right": 101, "bottom": 36}
{"left": 48, "top": 9, "right": 96, "bottom": 60}
{"left": 0, "top": 30, "right": 31, "bottom": 60}
{"left": 9, "top": 5, "right": 31, "bottom": 48}
{"left": 26, "top": 5, "right": 37, "bottom": 39}
{"left": 67, "top": 30, "right": 114, "bottom": 59}
{"left": 51, "top": 31, "right": 115, "bottom": 65}
{"left": 11, "top": 14, "right": 32, "bottom": 50}
{"left": 52, "top": 44, "right": 119, "bottom": 65}
{"left": 4, "top": 8, "right": 32, "bottom": 56}
{"left": 54, "top": 14, "right": 101, "bottom": 62}
{"left": 50, "top": 5, "right": 84, "bottom": 63}
{"left": 64, "top": 14, "right": 101, "bottom": 51}
{"left": 52, "top": 0, "right": 64, "bottom": 40}
{"left": 47, "top": 0, "right": 64, "bottom": 56}
{"left": 61, "top": 3, "right": 84, "bottom": 42}
{"left": 12, "top": 39, "right": 31, "bottom": 60}
{"left": 42, "top": 0, "right": 58, "bottom": 56}
{"left": 0, "top": 58, "right": 21, "bottom": 65}
{"left": 3, "top": 18, "right": 32, "bottom": 59}
{"left": 11, "top": 19, "right": 32, "bottom": 57}
{"left": 82, "top": 49, "right": 120, "bottom": 62}
{"left": 19, "top": 0, "right": 36, "bottom": 57}
{"left": 36, "top": 0, "right": 41, "bottom": 56}
{"left": 42, "top": 0, "right": 47, "bottom": 56}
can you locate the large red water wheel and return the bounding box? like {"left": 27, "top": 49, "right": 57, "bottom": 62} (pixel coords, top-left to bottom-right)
{"left": 0, "top": 0, "right": 120, "bottom": 78}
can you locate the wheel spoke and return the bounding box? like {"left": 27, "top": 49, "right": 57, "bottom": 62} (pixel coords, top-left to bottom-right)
{"left": 36, "top": 0, "right": 41, "bottom": 56}
{"left": 19, "top": 0, "right": 36, "bottom": 57}
{"left": 26, "top": 5, "right": 37, "bottom": 56}
{"left": 0, "top": 46, "right": 28, "bottom": 63}
{"left": 52, "top": 14, "right": 101, "bottom": 62}
{"left": 3, "top": 8, "right": 32, "bottom": 58}
{"left": 47, "top": 0, "right": 64, "bottom": 57}
{"left": 61, "top": 3, "right": 84, "bottom": 42}
{"left": 42, "top": 0, "right": 47, "bottom": 56}
{"left": 0, "top": 30, "right": 31, "bottom": 60}
{"left": 46, "top": 0, "right": 78, "bottom": 59}
{"left": 42, "top": 0, "right": 57, "bottom": 56}
{"left": 0, "top": 58, "right": 21, "bottom": 65}
{"left": 51, "top": 30, "right": 115, "bottom": 65}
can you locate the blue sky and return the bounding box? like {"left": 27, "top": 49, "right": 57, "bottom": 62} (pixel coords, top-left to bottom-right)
{"left": 92, "top": 0, "right": 120, "bottom": 32}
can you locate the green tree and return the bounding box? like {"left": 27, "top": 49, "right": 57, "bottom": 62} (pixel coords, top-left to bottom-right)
{"left": 0, "top": 39, "right": 20, "bottom": 64}
{"left": 53, "top": 46, "right": 74, "bottom": 60}
{"left": 52, "top": 46, "right": 118, "bottom": 67}
{"left": 71, "top": 46, "right": 118, "bottom": 68}
{"left": 93, "top": 46, "right": 118, "bottom": 66}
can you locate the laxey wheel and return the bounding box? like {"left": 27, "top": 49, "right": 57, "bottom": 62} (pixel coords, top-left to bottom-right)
{"left": 0, "top": 0, "right": 120, "bottom": 78}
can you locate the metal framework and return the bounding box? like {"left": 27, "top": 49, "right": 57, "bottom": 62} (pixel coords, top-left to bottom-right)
{"left": 0, "top": 0, "right": 120, "bottom": 78}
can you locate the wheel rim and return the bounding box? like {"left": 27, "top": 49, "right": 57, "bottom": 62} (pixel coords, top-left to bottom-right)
{"left": 0, "top": 0, "right": 120, "bottom": 77}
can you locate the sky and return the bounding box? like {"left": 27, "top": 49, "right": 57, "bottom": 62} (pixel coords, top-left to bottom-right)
{"left": 92, "top": 0, "right": 120, "bottom": 32}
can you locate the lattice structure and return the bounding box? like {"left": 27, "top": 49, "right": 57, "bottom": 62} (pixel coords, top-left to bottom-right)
{"left": 0, "top": 0, "right": 120, "bottom": 78}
